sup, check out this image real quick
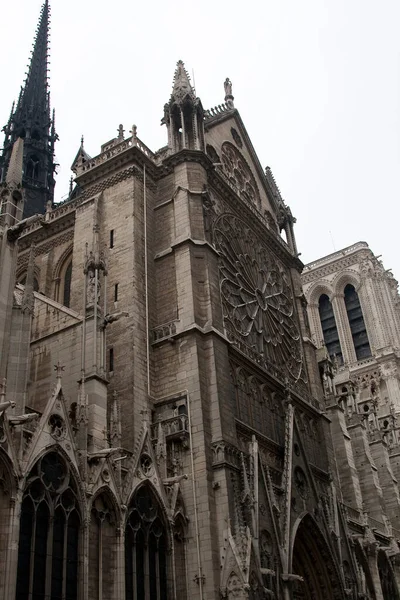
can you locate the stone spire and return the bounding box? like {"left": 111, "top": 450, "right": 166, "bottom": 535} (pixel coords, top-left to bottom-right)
{"left": 0, "top": 1, "right": 57, "bottom": 218}
{"left": 170, "top": 60, "right": 196, "bottom": 104}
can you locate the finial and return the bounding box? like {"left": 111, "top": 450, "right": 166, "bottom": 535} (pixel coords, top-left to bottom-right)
{"left": 54, "top": 361, "right": 65, "bottom": 380}
{"left": 224, "top": 78, "right": 234, "bottom": 108}
{"left": 6, "top": 138, "right": 24, "bottom": 189}
{"left": 117, "top": 124, "right": 124, "bottom": 140}
{"left": 81, "top": 134, "right": 84, "bottom": 147}
{"left": 130, "top": 124, "right": 137, "bottom": 140}
{"left": 69, "top": 176, "right": 74, "bottom": 196}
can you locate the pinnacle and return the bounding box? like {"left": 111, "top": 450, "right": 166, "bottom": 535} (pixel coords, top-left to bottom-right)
{"left": 6, "top": 138, "right": 24, "bottom": 188}
{"left": 170, "top": 59, "right": 196, "bottom": 104}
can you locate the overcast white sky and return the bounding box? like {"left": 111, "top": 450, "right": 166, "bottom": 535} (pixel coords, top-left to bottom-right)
{"left": 1, "top": 0, "right": 400, "bottom": 277}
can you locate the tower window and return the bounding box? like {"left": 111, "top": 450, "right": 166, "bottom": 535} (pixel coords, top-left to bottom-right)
{"left": 110, "top": 229, "right": 114, "bottom": 248}
{"left": 114, "top": 283, "right": 119, "bottom": 302}
{"left": 344, "top": 284, "right": 371, "bottom": 360}
{"left": 109, "top": 348, "right": 114, "bottom": 372}
{"left": 318, "top": 294, "right": 342, "bottom": 363}
{"left": 26, "top": 154, "right": 40, "bottom": 180}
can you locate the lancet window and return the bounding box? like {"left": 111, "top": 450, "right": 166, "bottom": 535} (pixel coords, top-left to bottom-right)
{"left": 63, "top": 261, "right": 72, "bottom": 307}
{"left": 15, "top": 452, "right": 80, "bottom": 600}
{"left": 89, "top": 494, "right": 117, "bottom": 600}
{"left": 125, "top": 486, "right": 168, "bottom": 600}
{"left": 344, "top": 284, "right": 371, "bottom": 360}
{"left": 318, "top": 294, "right": 342, "bottom": 362}
{"left": 25, "top": 155, "right": 40, "bottom": 181}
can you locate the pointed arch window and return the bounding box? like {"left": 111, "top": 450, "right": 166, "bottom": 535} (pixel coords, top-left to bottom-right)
{"left": 89, "top": 494, "right": 117, "bottom": 600}
{"left": 55, "top": 254, "right": 73, "bottom": 308}
{"left": 318, "top": 294, "right": 342, "bottom": 363}
{"left": 344, "top": 284, "right": 371, "bottom": 360}
{"left": 25, "top": 154, "right": 40, "bottom": 181}
{"left": 173, "top": 517, "right": 187, "bottom": 600}
{"left": 125, "top": 486, "right": 168, "bottom": 600}
{"left": 15, "top": 452, "right": 80, "bottom": 600}
{"left": 63, "top": 261, "right": 72, "bottom": 307}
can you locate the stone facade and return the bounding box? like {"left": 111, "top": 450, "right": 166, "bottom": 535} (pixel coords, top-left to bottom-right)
{"left": 0, "top": 4, "right": 400, "bottom": 600}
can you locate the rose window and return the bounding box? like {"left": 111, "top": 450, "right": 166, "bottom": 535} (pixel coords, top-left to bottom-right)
{"left": 214, "top": 213, "right": 303, "bottom": 381}
{"left": 221, "top": 142, "right": 261, "bottom": 209}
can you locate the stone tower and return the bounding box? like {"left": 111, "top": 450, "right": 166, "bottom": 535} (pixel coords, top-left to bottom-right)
{"left": 0, "top": 0, "right": 57, "bottom": 218}
{"left": 0, "top": 9, "right": 400, "bottom": 597}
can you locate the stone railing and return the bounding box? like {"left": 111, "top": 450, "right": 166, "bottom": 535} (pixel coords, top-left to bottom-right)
{"left": 368, "top": 516, "right": 387, "bottom": 535}
{"left": 79, "top": 135, "right": 155, "bottom": 175}
{"left": 204, "top": 102, "right": 233, "bottom": 120}
{"left": 342, "top": 503, "right": 362, "bottom": 524}
{"left": 151, "top": 414, "right": 189, "bottom": 442}
{"left": 152, "top": 320, "right": 178, "bottom": 343}
{"left": 303, "top": 242, "right": 369, "bottom": 272}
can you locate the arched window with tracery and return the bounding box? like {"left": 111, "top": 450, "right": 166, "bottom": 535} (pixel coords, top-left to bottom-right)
{"left": 173, "top": 516, "right": 187, "bottom": 600}
{"left": 125, "top": 486, "right": 168, "bottom": 600}
{"left": 89, "top": 493, "right": 117, "bottom": 600}
{"left": 344, "top": 284, "right": 371, "bottom": 360}
{"left": 318, "top": 294, "right": 342, "bottom": 362}
{"left": 15, "top": 452, "right": 81, "bottom": 600}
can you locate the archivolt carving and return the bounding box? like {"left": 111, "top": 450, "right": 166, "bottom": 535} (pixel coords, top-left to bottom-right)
{"left": 332, "top": 269, "right": 361, "bottom": 296}
{"left": 216, "top": 213, "right": 304, "bottom": 382}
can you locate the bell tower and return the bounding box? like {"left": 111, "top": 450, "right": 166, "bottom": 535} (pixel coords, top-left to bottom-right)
{"left": 0, "top": 0, "right": 57, "bottom": 218}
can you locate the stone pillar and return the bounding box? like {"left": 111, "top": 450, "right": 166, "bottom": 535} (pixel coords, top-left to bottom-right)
{"left": 326, "top": 404, "right": 363, "bottom": 510}
{"left": 369, "top": 438, "right": 400, "bottom": 529}
{"left": 348, "top": 420, "right": 386, "bottom": 521}
{"left": 332, "top": 293, "right": 357, "bottom": 364}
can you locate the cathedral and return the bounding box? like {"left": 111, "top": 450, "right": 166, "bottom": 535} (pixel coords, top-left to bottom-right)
{"left": 1, "top": 2, "right": 400, "bottom": 599}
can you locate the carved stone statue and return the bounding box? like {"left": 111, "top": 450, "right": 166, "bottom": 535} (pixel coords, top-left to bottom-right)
{"left": 86, "top": 268, "right": 101, "bottom": 305}
{"left": 224, "top": 78, "right": 233, "bottom": 97}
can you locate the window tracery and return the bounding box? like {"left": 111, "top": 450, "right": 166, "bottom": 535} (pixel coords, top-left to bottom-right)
{"left": 221, "top": 142, "right": 261, "bottom": 208}
{"left": 89, "top": 494, "right": 117, "bottom": 600}
{"left": 344, "top": 284, "right": 371, "bottom": 360}
{"left": 215, "top": 213, "right": 303, "bottom": 382}
{"left": 125, "top": 486, "right": 168, "bottom": 600}
{"left": 318, "top": 294, "right": 342, "bottom": 362}
{"left": 15, "top": 452, "right": 80, "bottom": 600}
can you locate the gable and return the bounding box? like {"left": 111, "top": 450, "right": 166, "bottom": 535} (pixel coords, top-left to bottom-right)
{"left": 205, "top": 112, "right": 277, "bottom": 219}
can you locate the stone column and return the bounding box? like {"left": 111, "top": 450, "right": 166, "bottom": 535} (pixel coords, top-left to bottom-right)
{"left": 332, "top": 293, "right": 357, "bottom": 364}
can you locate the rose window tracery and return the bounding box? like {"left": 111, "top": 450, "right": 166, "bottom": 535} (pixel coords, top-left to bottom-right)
{"left": 214, "top": 213, "right": 303, "bottom": 381}
{"left": 221, "top": 142, "right": 261, "bottom": 208}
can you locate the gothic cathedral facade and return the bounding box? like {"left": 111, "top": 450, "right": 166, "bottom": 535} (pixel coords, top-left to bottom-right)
{"left": 0, "top": 2, "right": 400, "bottom": 599}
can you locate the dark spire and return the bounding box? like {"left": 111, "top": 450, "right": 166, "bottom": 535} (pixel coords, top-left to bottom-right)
{"left": 0, "top": 0, "right": 57, "bottom": 218}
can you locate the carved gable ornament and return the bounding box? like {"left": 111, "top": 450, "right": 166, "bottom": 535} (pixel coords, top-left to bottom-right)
{"left": 221, "top": 142, "right": 261, "bottom": 209}
{"left": 214, "top": 213, "right": 304, "bottom": 383}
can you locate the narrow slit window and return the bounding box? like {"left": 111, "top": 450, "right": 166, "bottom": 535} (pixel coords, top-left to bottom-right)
{"left": 114, "top": 283, "right": 119, "bottom": 302}
{"left": 110, "top": 229, "right": 114, "bottom": 248}
{"left": 109, "top": 348, "right": 114, "bottom": 372}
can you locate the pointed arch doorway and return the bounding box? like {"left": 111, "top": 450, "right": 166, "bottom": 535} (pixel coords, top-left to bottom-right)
{"left": 291, "top": 514, "right": 343, "bottom": 600}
